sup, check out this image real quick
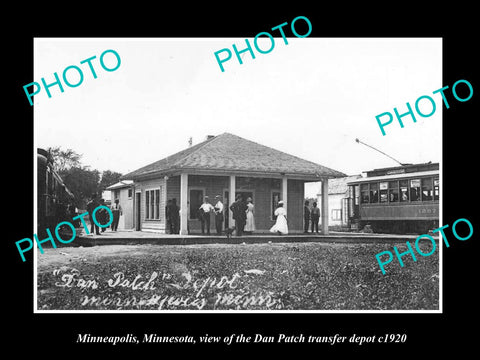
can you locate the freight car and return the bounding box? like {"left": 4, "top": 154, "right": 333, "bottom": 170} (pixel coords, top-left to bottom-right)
{"left": 347, "top": 162, "right": 439, "bottom": 234}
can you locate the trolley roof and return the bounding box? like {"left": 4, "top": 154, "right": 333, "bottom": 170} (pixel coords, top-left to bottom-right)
{"left": 347, "top": 170, "right": 439, "bottom": 185}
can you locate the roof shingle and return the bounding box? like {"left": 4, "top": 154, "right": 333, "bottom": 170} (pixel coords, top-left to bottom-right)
{"left": 123, "top": 133, "right": 346, "bottom": 180}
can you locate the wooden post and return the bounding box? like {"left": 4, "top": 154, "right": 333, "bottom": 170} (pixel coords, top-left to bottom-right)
{"left": 180, "top": 173, "right": 189, "bottom": 235}
{"left": 349, "top": 184, "right": 355, "bottom": 227}
{"left": 229, "top": 175, "right": 236, "bottom": 228}
{"left": 282, "top": 176, "right": 288, "bottom": 214}
{"left": 321, "top": 178, "right": 329, "bottom": 235}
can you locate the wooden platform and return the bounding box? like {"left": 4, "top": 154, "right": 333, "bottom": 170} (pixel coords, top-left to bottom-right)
{"left": 69, "top": 229, "right": 436, "bottom": 247}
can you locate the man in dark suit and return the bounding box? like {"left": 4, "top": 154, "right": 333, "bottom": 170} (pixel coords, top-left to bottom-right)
{"left": 230, "top": 194, "right": 247, "bottom": 236}
{"left": 311, "top": 202, "right": 320, "bottom": 233}
{"left": 171, "top": 198, "right": 180, "bottom": 234}
{"left": 98, "top": 198, "right": 109, "bottom": 232}
{"left": 304, "top": 200, "right": 310, "bottom": 233}
{"left": 86, "top": 193, "right": 101, "bottom": 235}
{"left": 165, "top": 199, "right": 172, "bottom": 234}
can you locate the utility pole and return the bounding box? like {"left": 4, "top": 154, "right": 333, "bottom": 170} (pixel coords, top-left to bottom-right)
{"left": 355, "top": 138, "right": 405, "bottom": 166}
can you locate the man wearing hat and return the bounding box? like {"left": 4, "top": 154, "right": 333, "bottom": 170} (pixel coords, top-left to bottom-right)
{"left": 171, "top": 198, "right": 180, "bottom": 234}
{"left": 303, "top": 200, "right": 310, "bottom": 233}
{"left": 86, "top": 193, "right": 101, "bottom": 235}
{"left": 199, "top": 196, "right": 214, "bottom": 235}
{"left": 214, "top": 195, "right": 224, "bottom": 235}
{"left": 230, "top": 194, "right": 248, "bottom": 236}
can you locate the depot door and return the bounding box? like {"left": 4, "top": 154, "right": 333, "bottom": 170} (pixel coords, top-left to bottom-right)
{"left": 135, "top": 192, "right": 141, "bottom": 231}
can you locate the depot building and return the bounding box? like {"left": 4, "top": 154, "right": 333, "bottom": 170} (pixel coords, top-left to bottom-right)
{"left": 121, "top": 133, "right": 345, "bottom": 235}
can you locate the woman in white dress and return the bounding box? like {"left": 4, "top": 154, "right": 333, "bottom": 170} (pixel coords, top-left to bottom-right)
{"left": 245, "top": 197, "right": 255, "bottom": 233}
{"left": 270, "top": 201, "right": 288, "bottom": 235}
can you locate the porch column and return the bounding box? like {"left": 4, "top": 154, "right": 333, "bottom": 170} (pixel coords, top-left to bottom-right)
{"left": 180, "top": 173, "right": 189, "bottom": 235}
{"left": 282, "top": 176, "right": 288, "bottom": 214}
{"left": 229, "top": 175, "right": 236, "bottom": 227}
{"left": 321, "top": 178, "right": 329, "bottom": 235}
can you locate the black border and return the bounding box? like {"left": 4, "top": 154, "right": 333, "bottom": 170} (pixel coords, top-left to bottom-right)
{"left": 7, "top": 4, "right": 478, "bottom": 355}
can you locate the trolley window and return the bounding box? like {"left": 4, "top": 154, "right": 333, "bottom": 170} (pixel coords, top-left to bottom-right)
{"left": 434, "top": 178, "right": 439, "bottom": 201}
{"left": 379, "top": 182, "right": 388, "bottom": 203}
{"left": 421, "top": 177, "right": 433, "bottom": 201}
{"left": 410, "top": 179, "right": 421, "bottom": 201}
{"left": 388, "top": 181, "right": 399, "bottom": 202}
{"left": 360, "top": 183, "right": 369, "bottom": 204}
{"left": 400, "top": 180, "right": 409, "bottom": 202}
{"left": 353, "top": 185, "right": 359, "bottom": 205}
{"left": 370, "top": 183, "right": 378, "bottom": 203}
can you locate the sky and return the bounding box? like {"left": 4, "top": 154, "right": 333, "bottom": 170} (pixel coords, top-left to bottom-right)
{"left": 34, "top": 38, "right": 442, "bottom": 197}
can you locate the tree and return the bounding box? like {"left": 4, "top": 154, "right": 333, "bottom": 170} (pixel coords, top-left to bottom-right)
{"left": 44, "top": 146, "right": 123, "bottom": 208}
{"left": 99, "top": 170, "right": 123, "bottom": 191}
{"left": 60, "top": 166, "right": 101, "bottom": 209}
{"left": 46, "top": 146, "right": 82, "bottom": 174}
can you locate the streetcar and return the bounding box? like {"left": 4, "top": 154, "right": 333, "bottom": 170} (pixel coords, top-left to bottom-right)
{"left": 37, "top": 148, "right": 75, "bottom": 234}
{"left": 347, "top": 162, "right": 439, "bottom": 234}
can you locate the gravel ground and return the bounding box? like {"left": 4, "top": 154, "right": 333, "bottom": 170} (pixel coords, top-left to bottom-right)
{"left": 36, "top": 241, "right": 439, "bottom": 311}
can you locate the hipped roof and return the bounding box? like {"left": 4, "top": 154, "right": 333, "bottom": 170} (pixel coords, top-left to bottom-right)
{"left": 122, "top": 133, "right": 346, "bottom": 181}
{"left": 106, "top": 180, "right": 134, "bottom": 190}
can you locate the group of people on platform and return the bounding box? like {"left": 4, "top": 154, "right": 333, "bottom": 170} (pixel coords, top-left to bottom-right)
{"left": 198, "top": 194, "right": 256, "bottom": 236}
{"left": 197, "top": 195, "right": 224, "bottom": 235}
{"left": 303, "top": 200, "right": 321, "bottom": 233}
{"left": 84, "top": 193, "right": 320, "bottom": 237}
{"left": 85, "top": 193, "right": 123, "bottom": 235}
{"left": 198, "top": 194, "right": 289, "bottom": 236}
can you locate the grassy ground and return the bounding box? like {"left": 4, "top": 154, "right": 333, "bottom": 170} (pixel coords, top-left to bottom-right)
{"left": 37, "top": 241, "right": 439, "bottom": 311}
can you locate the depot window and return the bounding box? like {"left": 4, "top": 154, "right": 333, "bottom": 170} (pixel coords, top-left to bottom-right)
{"left": 145, "top": 188, "right": 161, "bottom": 220}
{"left": 331, "top": 209, "right": 342, "bottom": 221}
{"left": 272, "top": 191, "right": 281, "bottom": 219}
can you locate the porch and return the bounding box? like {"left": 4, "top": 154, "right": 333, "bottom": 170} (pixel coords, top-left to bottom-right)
{"left": 133, "top": 172, "right": 331, "bottom": 236}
